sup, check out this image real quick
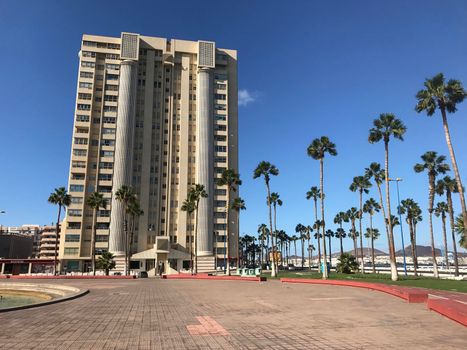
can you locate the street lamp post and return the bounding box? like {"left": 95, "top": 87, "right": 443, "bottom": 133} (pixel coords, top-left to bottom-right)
{"left": 389, "top": 178, "right": 408, "bottom": 276}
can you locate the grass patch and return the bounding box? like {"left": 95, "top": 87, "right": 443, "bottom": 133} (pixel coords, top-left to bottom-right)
{"left": 264, "top": 271, "right": 467, "bottom": 293}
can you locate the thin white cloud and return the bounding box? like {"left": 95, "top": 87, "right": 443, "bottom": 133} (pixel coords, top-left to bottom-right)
{"left": 238, "top": 89, "right": 256, "bottom": 106}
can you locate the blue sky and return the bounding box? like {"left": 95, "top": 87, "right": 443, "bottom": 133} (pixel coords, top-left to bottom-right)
{"left": 1, "top": 1, "right": 466, "bottom": 254}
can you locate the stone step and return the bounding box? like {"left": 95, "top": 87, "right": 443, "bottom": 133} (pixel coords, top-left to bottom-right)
{"left": 197, "top": 256, "right": 215, "bottom": 273}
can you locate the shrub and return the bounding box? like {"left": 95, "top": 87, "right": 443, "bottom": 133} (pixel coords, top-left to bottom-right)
{"left": 336, "top": 253, "right": 359, "bottom": 274}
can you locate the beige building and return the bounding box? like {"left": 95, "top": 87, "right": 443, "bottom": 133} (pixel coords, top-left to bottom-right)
{"left": 59, "top": 32, "right": 238, "bottom": 274}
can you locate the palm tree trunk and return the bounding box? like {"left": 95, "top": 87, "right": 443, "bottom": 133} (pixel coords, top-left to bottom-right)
{"left": 273, "top": 204, "right": 279, "bottom": 272}
{"left": 370, "top": 214, "right": 376, "bottom": 274}
{"left": 409, "top": 219, "right": 417, "bottom": 276}
{"left": 352, "top": 220, "right": 357, "bottom": 257}
{"left": 371, "top": 236, "right": 375, "bottom": 274}
{"left": 339, "top": 223, "right": 344, "bottom": 256}
{"left": 54, "top": 205, "right": 62, "bottom": 276}
{"left": 266, "top": 182, "right": 277, "bottom": 277}
{"left": 188, "top": 213, "right": 193, "bottom": 274}
{"left": 124, "top": 213, "right": 129, "bottom": 276}
{"left": 446, "top": 191, "right": 459, "bottom": 276}
{"left": 413, "top": 221, "right": 419, "bottom": 273}
{"left": 226, "top": 190, "right": 231, "bottom": 275}
{"left": 428, "top": 177, "right": 439, "bottom": 278}
{"left": 385, "top": 140, "right": 398, "bottom": 281}
{"left": 359, "top": 191, "right": 364, "bottom": 273}
{"left": 314, "top": 199, "right": 322, "bottom": 267}
{"left": 91, "top": 208, "right": 97, "bottom": 276}
{"left": 376, "top": 183, "right": 391, "bottom": 257}
{"left": 441, "top": 109, "right": 467, "bottom": 238}
{"left": 195, "top": 200, "right": 200, "bottom": 274}
{"left": 328, "top": 234, "right": 332, "bottom": 265}
{"left": 301, "top": 238, "right": 305, "bottom": 270}
{"left": 441, "top": 214, "right": 449, "bottom": 269}
{"left": 320, "top": 158, "right": 328, "bottom": 279}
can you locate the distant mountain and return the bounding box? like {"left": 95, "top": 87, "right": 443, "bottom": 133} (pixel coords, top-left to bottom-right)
{"left": 331, "top": 248, "right": 388, "bottom": 257}
{"left": 396, "top": 245, "right": 441, "bottom": 257}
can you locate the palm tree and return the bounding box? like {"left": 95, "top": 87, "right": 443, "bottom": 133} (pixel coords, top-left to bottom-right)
{"left": 181, "top": 197, "right": 196, "bottom": 273}
{"left": 334, "top": 228, "right": 346, "bottom": 257}
{"left": 308, "top": 244, "right": 315, "bottom": 269}
{"left": 455, "top": 214, "right": 466, "bottom": 249}
{"left": 363, "top": 198, "right": 381, "bottom": 272}
{"left": 324, "top": 229, "right": 334, "bottom": 265}
{"left": 415, "top": 73, "right": 467, "bottom": 238}
{"left": 364, "top": 228, "right": 380, "bottom": 273}
{"left": 85, "top": 192, "right": 107, "bottom": 276}
{"left": 48, "top": 187, "right": 71, "bottom": 275}
{"left": 217, "top": 169, "right": 242, "bottom": 275}
{"left": 304, "top": 225, "right": 312, "bottom": 268}
{"left": 115, "top": 185, "right": 136, "bottom": 275}
{"left": 368, "top": 113, "right": 406, "bottom": 281}
{"left": 434, "top": 201, "right": 450, "bottom": 269}
{"left": 295, "top": 224, "right": 306, "bottom": 268}
{"left": 187, "top": 184, "right": 208, "bottom": 274}
{"left": 307, "top": 136, "right": 337, "bottom": 279}
{"left": 365, "top": 163, "right": 391, "bottom": 261}
{"left": 231, "top": 197, "right": 246, "bottom": 269}
{"left": 346, "top": 207, "right": 360, "bottom": 257}
{"left": 350, "top": 175, "right": 372, "bottom": 272}
{"left": 253, "top": 161, "right": 279, "bottom": 277}
{"left": 399, "top": 198, "right": 422, "bottom": 275}
{"left": 257, "top": 224, "right": 269, "bottom": 266}
{"left": 96, "top": 251, "right": 116, "bottom": 276}
{"left": 313, "top": 220, "right": 323, "bottom": 267}
{"left": 269, "top": 192, "right": 283, "bottom": 265}
{"left": 414, "top": 151, "right": 450, "bottom": 278}
{"left": 291, "top": 235, "right": 298, "bottom": 265}
{"left": 334, "top": 212, "right": 348, "bottom": 256}
{"left": 436, "top": 176, "right": 460, "bottom": 276}
{"left": 127, "top": 199, "right": 143, "bottom": 272}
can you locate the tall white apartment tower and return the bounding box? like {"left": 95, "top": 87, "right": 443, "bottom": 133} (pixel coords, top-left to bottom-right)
{"left": 60, "top": 33, "right": 238, "bottom": 274}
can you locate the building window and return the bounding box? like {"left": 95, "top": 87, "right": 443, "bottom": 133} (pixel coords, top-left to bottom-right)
{"left": 214, "top": 94, "right": 226, "bottom": 100}
{"left": 79, "top": 82, "right": 92, "bottom": 89}
{"left": 77, "top": 104, "right": 91, "bottom": 111}
{"left": 81, "top": 61, "right": 95, "bottom": 68}
{"left": 96, "top": 235, "right": 109, "bottom": 242}
{"left": 215, "top": 146, "right": 227, "bottom": 152}
{"left": 214, "top": 224, "right": 227, "bottom": 230}
{"left": 70, "top": 197, "right": 83, "bottom": 204}
{"left": 74, "top": 137, "right": 88, "bottom": 145}
{"left": 215, "top": 189, "right": 227, "bottom": 195}
{"left": 64, "top": 248, "right": 79, "bottom": 255}
{"left": 65, "top": 234, "right": 80, "bottom": 242}
{"left": 103, "top": 117, "right": 116, "bottom": 124}
{"left": 67, "top": 222, "right": 81, "bottom": 229}
{"left": 80, "top": 71, "right": 93, "bottom": 78}
{"left": 68, "top": 209, "right": 82, "bottom": 217}
{"left": 73, "top": 149, "right": 87, "bottom": 157}
{"left": 215, "top": 125, "right": 227, "bottom": 131}
{"left": 215, "top": 115, "right": 226, "bottom": 121}
{"left": 100, "top": 151, "right": 114, "bottom": 157}
{"left": 76, "top": 115, "right": 90, "bottom": 122}
{"left": 70, "top": 185, "right": 84, "bottom": 192}
{"left": 215, "top": 200, "right": 227, "bottom": 207}
{"left": 98, "top": 174, "right": 112, "bottom": 181}
{"left": 107, "top": 74, "right": 119, "bottom": 81}
{"left": 99, "top": 162, "right": 113, "bottom": 169}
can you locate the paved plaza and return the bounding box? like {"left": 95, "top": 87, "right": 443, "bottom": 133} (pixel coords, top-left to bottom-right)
{"left": 0, "top": 278, "right": 465, "bottom": 349}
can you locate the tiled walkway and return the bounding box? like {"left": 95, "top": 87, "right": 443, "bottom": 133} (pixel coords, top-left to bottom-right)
{"left": 0, "top": 279, "right": 465, "bottom": 349}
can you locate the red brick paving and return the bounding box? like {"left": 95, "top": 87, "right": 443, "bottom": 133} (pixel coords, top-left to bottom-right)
{"left": 0, "top": 279, "right": 465, "bottom": 349}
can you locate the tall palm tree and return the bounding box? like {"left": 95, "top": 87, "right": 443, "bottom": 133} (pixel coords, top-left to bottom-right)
{"left": 368, "top": 113, "right": 406, "bottom": 281}
{"left": 346, "top": 207, "right": 360, "bottom": 257}
{"left": 364, "top": 228, "right": 380, "bottom": 273}
{"left": 295, "top": 224, "right": 306, "bottom": 268}
{"left": 308, "top": 244, "right": 315, "bottom": 269}
{"left": 115, "top": 185, "right": 136, "bottom": 275}
{"left": 434, "top": 201, "right": 450, "bottom": 269}
{"left": 455, "top": 214, "right": 466, "bottom": 249}
{"left": 269, "top": 192, "right": 283, "bottom": 265}
{"left": 334, "top": 228, "right": 346, "bottom": 257}
{"left": 363, "top": 198, "right": 380, "bottom": 272}
{"left": 48, "top": 187, "right": 71, "bottom": 275}
{"left": 399, "top": 198, "right": 422, "bottom": 276}
{"left": 313, "top": 220, "right": 323, "bottom": 267}
{"left": 231, "top": 197, "right": 246, "bottom": 269}
{"left": 350, "top": 175, "right": 372, "bottom": 272}
{"left": 415, "top": 73, "right": 467, "bottom": 238}
{"left": 436, "top": 176, "right": 460, "bottom": 276}
{"left": 181, "top": 197, "right": 196, "bottom": 273}
{"left": 217, "top": 169, "right": 242, "bottom": 275}
{"left": 365, "top": 163, "right": 391, "bottom": 260}
{"left": 414, "top": 151, "right": 450, "bottom": 278}
{"left": 85, "top": 192, "right": 107, "bottom": 276}
{"left": 307, "top": 136, "right": 337, "bottom": 279}
{"left": 127, "top": 199, "right": 143, "bottom": 272}
{"left": 334, "top": 211, "right": 348, "bottom": 256}
{"left": 187, "top": 184, "right": 208, "bottom": 274}
{"left": 304, "top": 225, "right": 312, "bottom": 268}
{"left": 325, "top": 229, "right": 334, "bottom": 265}
{"left": 253, "top": 161, "right": 279, "bottom": 277}
{"left": 257, "top": 224, "right": 269, "bottom": 266}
